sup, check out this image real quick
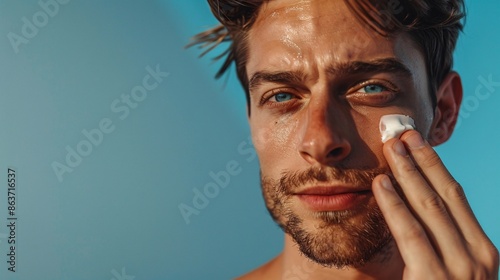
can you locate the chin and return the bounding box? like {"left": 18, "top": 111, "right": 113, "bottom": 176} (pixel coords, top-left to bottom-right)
{"left": 273, "top": 201, "right": 393, "bottom": 268}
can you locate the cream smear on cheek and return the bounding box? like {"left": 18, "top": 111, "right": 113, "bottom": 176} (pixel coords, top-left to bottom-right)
{"left": 379, "top": 114, "right": 416, "bottom": 143}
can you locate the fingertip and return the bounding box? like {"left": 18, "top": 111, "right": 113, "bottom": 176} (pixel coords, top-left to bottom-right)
{"left": 372, "top": 174, "right": 393, "bottom": 196}
{"left": 376, "top": 174, "right": 394, "bottom": 190}
{"left": 383, "top": 137, "right": 408, "bottom": 158}
{"left": 400, "top": 129, "right": 421, "bottom": 140}
{"left": 400, "top": 130, "right": 427, "bottom": 149}
{"left": 382, "top": 137, "right": 398, "bottom": 155}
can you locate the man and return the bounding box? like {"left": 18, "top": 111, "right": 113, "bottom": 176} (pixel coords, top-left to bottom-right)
{"left": 191, "top": 0, "right": 499, "bottom": 279}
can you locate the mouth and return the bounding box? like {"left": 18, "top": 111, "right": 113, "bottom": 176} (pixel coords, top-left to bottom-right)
{"left": 294, "top": 186, "right": 372, "bottom": 212}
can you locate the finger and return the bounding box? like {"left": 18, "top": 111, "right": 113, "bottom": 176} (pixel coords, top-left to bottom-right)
{"left": 382, "top": 137, "right": 470, "bottom": 264}
{"left": 399, "top": 131, "right": 499, "bottom": 275}
{"left": 399, "top": 130, "right": 487, "bottom": 242}
{"left": 372, "top": 174, "right": 446, "bottom": 275}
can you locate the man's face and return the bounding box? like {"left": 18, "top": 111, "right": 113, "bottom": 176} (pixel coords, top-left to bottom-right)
{"left": 246, "top": 0, "right": 435, "bottom": 267}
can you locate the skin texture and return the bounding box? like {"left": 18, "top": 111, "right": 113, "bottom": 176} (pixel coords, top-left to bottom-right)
{"left": 236, "top": 0, "right": 499, "bottom": 279}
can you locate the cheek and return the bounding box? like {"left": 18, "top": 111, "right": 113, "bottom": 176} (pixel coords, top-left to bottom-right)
{"left": 250, "top": 116, "right": 299, "bottom": 172}
{"left": 353, "top": 113, "right": 386, "bottom": 164}
{"left": 351, "top": 109, "right": 411, "bottom": 167}
{"left": 356, "top": 115, "right": 380, "bottom": 143}
{"left": 413, "top": 99, "right": 435, "bottom": 138}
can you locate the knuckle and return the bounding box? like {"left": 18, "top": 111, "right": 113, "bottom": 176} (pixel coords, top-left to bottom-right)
{"left": 449, "top": 260, "right": 474, "bottom": 279}
{"left": 418, "top": 150, "right": 443, "bottom": 169}
{"left": 472, "top": 266, "right": 495, "bottom": 280}
{"left": 404, "top": 220, "right": 426, "bottom": 240}
{"left": 398, "top": 160, "right": 420, "bottom": 178}
{"left": 491, "top": 244, "right": 499, "bottom": 264}
{"left": 408, "top": 273, "right": 441, "bottom": 280}
{"left": 386, "top": 197, "right": 406, "bottom": 210}
{"left": 417, "top": 269, "right": 448, "bottom": 280}
{"left": 442, "top": 180, "right": 467, "bottom": 202}
{"left": 483, "top": 243, "right": 500, "bottom": 271}
{"left": 420, "top": 193, "right": 446, "bottom": 213}
{"left": 466, "top": 242, "right": 499, "bottom": 279}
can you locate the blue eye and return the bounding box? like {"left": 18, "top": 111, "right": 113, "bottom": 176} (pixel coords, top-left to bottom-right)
{"left": 359, "top": 84, "right": 386, "bottom": 94}
{"left": 273, "top": 93, "right": 294, "bottom": 102}
{"left": 360, "top": 84, "right": 387, "bottom": 93}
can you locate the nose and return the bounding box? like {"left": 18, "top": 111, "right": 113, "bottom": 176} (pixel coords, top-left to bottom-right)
{"left": 298, "top": 96, "right": 352, "bottom": 166}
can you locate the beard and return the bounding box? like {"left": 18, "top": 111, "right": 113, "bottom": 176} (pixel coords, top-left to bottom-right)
{"left": 261, "top": 166, "right": 395, "bottom": 268}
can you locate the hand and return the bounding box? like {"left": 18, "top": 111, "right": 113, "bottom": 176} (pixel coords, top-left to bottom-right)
{"left": 372, "top": 130, "right": 499, "bottom": 279}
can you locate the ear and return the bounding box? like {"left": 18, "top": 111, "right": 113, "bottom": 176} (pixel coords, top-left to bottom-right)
{"left": 428, "top": 71, "right": 463, "bottom": 146}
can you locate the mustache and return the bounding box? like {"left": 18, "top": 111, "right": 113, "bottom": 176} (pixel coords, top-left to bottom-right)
{"left": 267, "top": 166, "right": 391, "bottom": 195}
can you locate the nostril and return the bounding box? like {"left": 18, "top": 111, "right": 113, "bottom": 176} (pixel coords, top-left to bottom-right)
{"left": 327, "top": 148, "right": 344, "bottom": 158}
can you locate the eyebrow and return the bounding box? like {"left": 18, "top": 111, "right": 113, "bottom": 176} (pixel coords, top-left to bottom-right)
{"left": 249, "top": 71, "right": 306, "bottom": 92}
{"left": 248, "top": 58, "right": 412, "bottom": 91}
{"left": 327, "top": 58, "right": 413, "bottom": 77}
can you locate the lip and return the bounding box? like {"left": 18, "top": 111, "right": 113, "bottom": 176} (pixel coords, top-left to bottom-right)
{"left": 295, "top": 186, "right": 371, "bottom": 211}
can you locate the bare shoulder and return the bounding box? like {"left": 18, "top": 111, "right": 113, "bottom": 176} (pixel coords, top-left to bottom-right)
{"left": 235, "top": 255, "right": 282, "bottom": 280}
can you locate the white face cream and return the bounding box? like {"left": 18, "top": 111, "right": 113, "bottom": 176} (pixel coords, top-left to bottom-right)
{"left": 379, "top": 114, "right": 416, "bottom": 143}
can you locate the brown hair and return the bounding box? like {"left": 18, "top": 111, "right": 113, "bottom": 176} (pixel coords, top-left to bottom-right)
{"left": 189, "top": 0, "right": 465, "bottom": 111}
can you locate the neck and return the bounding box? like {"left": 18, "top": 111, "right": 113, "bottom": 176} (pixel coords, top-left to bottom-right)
{"left": 277, "top": 234, "right": 404, "bottom": 280}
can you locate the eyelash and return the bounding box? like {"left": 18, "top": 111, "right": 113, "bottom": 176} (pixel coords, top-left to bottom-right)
{"left": 353, "top": 79, "right": 395, "bottom": 92}
{"left": 347, "top": 80, "right": 399, "bottom": 104}
{"left": 259, "top": 79, "right": 399, "bottom": 108}
{"left": 259, "top": 88, "right": 299, "bottom": 107}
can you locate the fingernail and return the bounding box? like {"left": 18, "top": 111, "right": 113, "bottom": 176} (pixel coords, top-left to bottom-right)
{"left": 393, "top": 140, "right": 407, "bottom": 156}
{"left": 406, "top": 133, "right": 425, "bottom": 149}
{"left": 381, "top": 176, "right": 394, "bottom": 191}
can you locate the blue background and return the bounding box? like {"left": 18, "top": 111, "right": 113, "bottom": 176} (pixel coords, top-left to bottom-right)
{"left": 0, "top": 1, "right": 498, "bottom": 279}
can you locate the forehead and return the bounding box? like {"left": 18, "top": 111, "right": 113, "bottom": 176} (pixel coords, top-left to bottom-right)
{"left": 253, "top": 0, "right": 360, "bottom": 35}
{"left": 246, "top": 0, "right": 421, "bottom": 79}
